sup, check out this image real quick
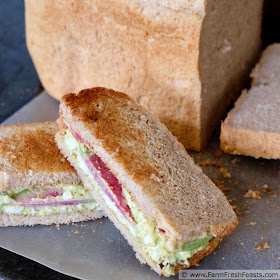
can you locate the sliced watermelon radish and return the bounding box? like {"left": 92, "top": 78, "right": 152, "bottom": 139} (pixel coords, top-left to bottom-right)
{"left": 69, "top": 125, "right": 87, "bottom": 145}
{"left": 69, "top": 127, "right": 134, "bottom": 222}
{"left": 17, "top": 199, "right": 94, "bottom": 208}
{"left": 88, "top": 155, "right": 132, "bottom": 214}
{"left": 85, "top": 156, "right": 134, "bottom": 222}
{"left": 41, "top": 187, "right": 63, "bottom": 199}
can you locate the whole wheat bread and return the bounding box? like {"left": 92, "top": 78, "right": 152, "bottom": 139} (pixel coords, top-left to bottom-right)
{"left": 56, "top": 87, "right": 238, "bottom": 275}
{"left": 25, "top": 0, "right": 263, "bottom": 150}
{"left": 221, "top": 44, "right": 280, "bottom": 159}
{"left": 0, "top": 121, "right": 79, "bottom": 191}
{"left": 0, "top": 121, "right": 106, "bottom": 226}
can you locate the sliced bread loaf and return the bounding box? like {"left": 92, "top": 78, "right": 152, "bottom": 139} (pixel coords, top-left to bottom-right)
{"left": 220, "top": 44, "right": 280, "bottom": 159}
{"left": 25, "top": 0, "right": 263, "bottom": 150}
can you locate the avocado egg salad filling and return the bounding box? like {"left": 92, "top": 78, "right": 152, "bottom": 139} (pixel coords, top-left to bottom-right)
{"left": 0, "top": 183, "right": 100, "bottom": 216}
{"left": 63, "top": 128, "right": 214, "bottom": 276}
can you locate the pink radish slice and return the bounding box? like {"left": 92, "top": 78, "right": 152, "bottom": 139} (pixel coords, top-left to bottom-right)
{"left": 41, "top": 187, "right": 63, "bottom": 199}
{"left": 88, "top": 155, "right": 132, "bottom": 215}
{"left": 85, "top": 157, "right": 133, "bottom": 223}
{"left": 69, "top": 127, "right": 134, "bottom": 222}
{"left": 69, "top": 125, "right": 87, "bottom": 145}
{"left": 17, "top": 199, "right": 94, "bottom": 208}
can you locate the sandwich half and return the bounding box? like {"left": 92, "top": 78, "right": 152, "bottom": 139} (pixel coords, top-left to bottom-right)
{"left": 0, "top": 121, "right": 105, "bottom": 227}
{"left": 56, "top": 88, "right": 238, "bottom": 276}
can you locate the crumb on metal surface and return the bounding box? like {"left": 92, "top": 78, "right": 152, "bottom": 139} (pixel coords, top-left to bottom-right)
{"left": 199, "top": 159, "right": 231, "bottom": 178}
{"left": 249, "top": 222, "right": 257, "bottom": 226}
{"left": 231, "top": 158, "right": 238, "bottom": 166}
{"left": 255, "top": 242, "right": 270, "bottom": 251}
{"left": 213, "top": 177, "right": 230, "bottom": 193}
{"left": 261, "top": 184, "right": 273, "bottom": 194}
{"left": 244, "top": 190, "right": 262, "bottom": 199}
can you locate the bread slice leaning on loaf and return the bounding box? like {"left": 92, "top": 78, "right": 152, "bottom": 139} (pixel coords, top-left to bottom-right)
{"left": 55, "top": 87, "right": 238, "bottom": 276}
{"left": 220, "top": 44, "right": 280, "bottom": 159}
{"left": 0, "top": 121, "right": 105, "bottom": 227}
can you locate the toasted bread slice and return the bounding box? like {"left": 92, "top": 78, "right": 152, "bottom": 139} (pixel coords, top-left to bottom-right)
{"left": 56, "top": 87, "right": 238, "bottom": 275}
{"left": 0, "top": 121, "right": 105, "bottom": 226}
{"left": 0, "top": 121, "right": 79, "bottom": 191}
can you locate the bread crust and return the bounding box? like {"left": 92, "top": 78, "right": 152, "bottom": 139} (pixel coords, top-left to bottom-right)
{"left": 0, "top": 210, "right": 105, "bottom": 227}
{"left": 0, "top": 121, "right": 79, "bottom": 191}
{"left": 221, "top": 122, "right": 280, "bottom": 159}
{"left": 59, "top": 87, "right": 237, "bottom": 240}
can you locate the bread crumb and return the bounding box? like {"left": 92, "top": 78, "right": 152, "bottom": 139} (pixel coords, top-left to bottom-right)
{"left": 213, "top": 149, "right": 223, "bottom": 158}
{"left": 263, "top": 242, "right": 270, "bottom": 249}
{"left": 244, "top": 190, "right": 262, "bottom": 199}
{"left": 240, "top": 242, "right": 244, "bottom": 246}
{"left": 255, "top": 244, "right": 262, "bottom": 251}
{"left": 231, "top": 158, "right": 238, "bottom": 166}
{"left": 261, "top": 184, "right": 273, "bottom": 194}
{"left": 74, "top": 230, "right": 79, "bottom": 234}
{"left": 199, "top": 159, "right": 231, "bottom": 178}
{"left": 199, "top": 159, "right": 212, "bottom": 166}
{"left": 213, "top": 178, "right": 230, "bottom": 193}
{"left": 249, "top": 222, "right": 256, "bottom": 226}
{"left": 55, "top": 224, "right": 60, "bottom": 228}
{"left": 221, "top": 167, "right": 231, "bottom": 178}
{"left": 255, "top": 242, "right": 270, "bottom": 251}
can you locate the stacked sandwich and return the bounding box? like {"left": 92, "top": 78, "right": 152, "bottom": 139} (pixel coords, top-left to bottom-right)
{"left": 0, "top": 121, "right": 105, "bottom": 226}
{"left": 0, "top": 88, "right": 237, "bottom": 276}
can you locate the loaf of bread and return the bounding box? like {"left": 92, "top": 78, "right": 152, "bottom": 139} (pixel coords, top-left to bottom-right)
{"left": 220, "top": 44, "right": 280, "bottom": 159}
{"left": 25, "top": 0, "right": 263, "bottom": 150}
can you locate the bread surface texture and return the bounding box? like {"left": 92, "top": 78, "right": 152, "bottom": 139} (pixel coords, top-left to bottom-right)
{"left": 0, "top": 121, "right": 79, "bottom": 191}
{"left": 59, "top": 87, "right": 238, "bottom": 242}
{"left": 25, "top": 0, "right": 263, "bottom": 150}
{"left": 221, "top": 44, "right": 280, "bottom": 159}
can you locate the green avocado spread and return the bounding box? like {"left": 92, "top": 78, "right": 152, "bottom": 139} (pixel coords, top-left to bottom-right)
{"left": 0, "top": 183, "right": 99, "bottom": 216}
{"left": 63, "top": 129, "right": 214, "bottom": 276}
